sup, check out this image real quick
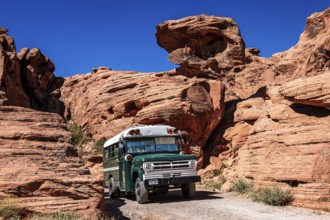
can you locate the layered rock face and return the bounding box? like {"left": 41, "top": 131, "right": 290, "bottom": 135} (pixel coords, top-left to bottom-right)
{"left": 279, "top": 73, "right": 330, "bottom": 109}
{"left": 271, "top": 8, "right": 330, "bottom": 81}
{"left": 60, "top": 70, "right": 224, "bottom": 163}
{"left": 0, "top": 28, "right": 102, "bottom": 218}
{"left": 0, "top": 106, "right": 102, "bottom": 218}
{"left": 203, "top": 9, "right": 330, "bottom": 211}
{"left": 223, "top": 77, "right": 330, "bottom": 210}
{"left": 0, "top": 27, "right": 64, "bottom": 114}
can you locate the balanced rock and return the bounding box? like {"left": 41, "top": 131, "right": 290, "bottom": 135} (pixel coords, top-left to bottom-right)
{"left": 156, "top": 15, "right": 246, "bottom": 79}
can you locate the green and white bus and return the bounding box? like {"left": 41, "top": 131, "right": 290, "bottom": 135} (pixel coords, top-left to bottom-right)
{"left": 103, "top": 124, "right": 200, "bottom": 204}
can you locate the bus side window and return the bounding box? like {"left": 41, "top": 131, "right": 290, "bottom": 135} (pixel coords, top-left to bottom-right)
{"left": 105, "top": 147, "right": 109, "bottom": 160}
{"left": 108, "top": 146, "right": 112, "bottom": 159}
{"left": 114, "top": 144, "right": 119, "bottom": 157}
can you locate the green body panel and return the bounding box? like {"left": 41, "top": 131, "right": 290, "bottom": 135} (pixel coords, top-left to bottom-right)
{"left": 103, "top": 158, "right": 120, "bottom": 188}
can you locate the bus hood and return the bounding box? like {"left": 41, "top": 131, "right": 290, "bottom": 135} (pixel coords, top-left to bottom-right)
{"left": 132, "top": 153, "right": 196, "bottom": 163}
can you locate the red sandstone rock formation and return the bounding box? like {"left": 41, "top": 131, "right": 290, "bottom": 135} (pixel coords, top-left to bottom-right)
{"left": 168, "top": 9, "right": 329, "bottom": 211}
{"left": 0, "top": 106, "right": 103, "bottom": 218}
{"left": 271, "top": 8, "right": 330, "bottom": 81}
{"left": 60, "top": 71, "right": 225, "bottom": 166}
{"left": 207, "top": 8, "right": 330, "bottom": 211}
{"left": 0, "top": 28, "right": 64, "bottom": 114}
{"left": 0, "top": 28, "right": 102, "bottom": 218}
{"left": 1, "top": 7, "right": 329, "bottom": 215}
{"left": 59, "top": 9, "right": 330, "bottom": 212}
{"left": 156, "top": 15, "right": 246, "bottom": 79}
{"left": 279, "top": 72, "right": 330, "bottom": 109}
{"left": 0, "top": 28, "right": 29, "bottom": 107}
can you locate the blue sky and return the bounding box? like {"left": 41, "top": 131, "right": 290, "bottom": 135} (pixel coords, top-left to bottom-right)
{"left": 2, "top": 1, "right": 329, "bottom": 77}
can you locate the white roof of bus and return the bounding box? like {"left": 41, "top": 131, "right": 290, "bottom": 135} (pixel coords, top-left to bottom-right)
{"left": 103, "top": 125, "right": 180, "bottom": 148}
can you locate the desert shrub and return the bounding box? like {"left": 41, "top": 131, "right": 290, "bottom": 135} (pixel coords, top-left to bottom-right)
{"left": 68, "top": 124, "right": 91, "bottom": 146}
{"left": 212, "top": 169, "right": 221, "bottom": 176}
{"left": 0, "top": 197, "right": 22, "bottom": 220}
{"left": 232, "top": 178, "right": 253, "bottom": 194}
{"left": 250, "top": 185, "right": 292, "bottom": 206}
{"left": 68, "top": 124, "right": 83, "bottom": 145}
{"left": 93, "top": 138, "right": 106, "bottom": 153}
{"left": 31, "top": 212, "right": 82, "bottom": 220}
{"left": 209, "top": 182, "right": 223, "bottom": 190}
{"left": 204, "top": 175, "right": 226, "bottom": 190}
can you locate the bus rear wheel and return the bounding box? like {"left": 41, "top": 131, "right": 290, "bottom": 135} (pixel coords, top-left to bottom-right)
{"left": 181, "top": 182, "right": 196, "bottom": 199}
{"left": 135, "top": 178, "right": 148, "bottom": 204}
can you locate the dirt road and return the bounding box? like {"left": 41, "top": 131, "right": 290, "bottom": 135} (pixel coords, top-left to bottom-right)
{"left": 104, "top": 187, "right": 329, "bottom": 220}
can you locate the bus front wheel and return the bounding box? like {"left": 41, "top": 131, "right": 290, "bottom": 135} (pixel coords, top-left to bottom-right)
{"left": 135, "top": 178, "right": 148, "bottom": 204}
{"left": 181, "top": 182, "right": 196, "bottom": 199}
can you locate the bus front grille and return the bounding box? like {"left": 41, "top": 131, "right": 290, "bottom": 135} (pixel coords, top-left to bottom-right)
{"left": 153, "top": 161, "right": 190, "bottom": 170}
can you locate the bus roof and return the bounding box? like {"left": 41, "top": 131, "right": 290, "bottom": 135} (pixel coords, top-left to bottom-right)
{"left": 103, "top": 125, "right": 181, "bottom": 148}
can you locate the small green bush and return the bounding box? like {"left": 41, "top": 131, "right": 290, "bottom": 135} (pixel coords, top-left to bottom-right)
{"left": 232, "top": 179, "right": 253, "bottom": 194}
{"left": 204, "top": 175, "right": 226, "bottom": 190}
{"left": 212, "top": 169, "right": 221, "bottom": 176}
{"left": 68, "top": 124, "right": 91, "bottom": 146}
{"left": 93, "top": 138, "right": 106, "bottom": 153}
{"left": 210, "top": 182, "right": 223, "bottom": 190}
{"left": 250, "top": 185, "right": 292, "bottom": 206}
{"left": 31, "top": 212, "right": 82, "bottom": 220}
{"left": 0, "top": 197, "right": 22, "bottom": 220}
{"left": 68, "top": 124, "right": 83, "bottom": 145}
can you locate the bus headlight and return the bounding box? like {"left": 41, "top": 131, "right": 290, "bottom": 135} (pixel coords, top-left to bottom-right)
{"left": 125, "top": 154, "right": 132, "bottom": 161}
{"left": 143, "top": 162, "right": 153, "bottom": 171}
{"left": 189, "top": 160, "right": 197, "bottom": 169}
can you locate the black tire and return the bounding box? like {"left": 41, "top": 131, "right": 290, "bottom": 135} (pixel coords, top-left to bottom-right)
{"left": 181, "top": 182, "right": 196, "bottom": 199}
{"left": 110, "top": 187, "right": 120, "bottom": 198}
{"left": 135, "top": 178, "right": 148, "bottom": 204}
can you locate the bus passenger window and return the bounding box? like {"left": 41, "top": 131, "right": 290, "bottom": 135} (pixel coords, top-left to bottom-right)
{"left": 108, "top": 146, "right": 112, "bottom": 159}
{"left": 114, "top": 144, "right": 119, "bottom": 157}
{"left": 105, "top": 148, "right": 109, "bottom": 160}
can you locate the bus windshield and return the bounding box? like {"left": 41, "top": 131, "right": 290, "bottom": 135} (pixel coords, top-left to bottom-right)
{"left": 126, "top": 137, "right": 181, "bottom": 153}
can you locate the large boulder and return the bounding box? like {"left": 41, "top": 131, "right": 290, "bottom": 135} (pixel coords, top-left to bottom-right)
{"left": 279, "top": 72, "right": 330, "bottom": 109}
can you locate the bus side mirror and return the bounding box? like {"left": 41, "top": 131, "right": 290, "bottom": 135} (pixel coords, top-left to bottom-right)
{"left": 119, "top": 142, "right": 124, "bottom": 149}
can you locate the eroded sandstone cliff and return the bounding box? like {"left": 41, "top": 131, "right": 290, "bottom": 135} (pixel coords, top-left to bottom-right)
{"left": 60, "top": 70, "right": 224, "bottom": 165}
{"left": 0, "top": 28, "right": 102, "bottom": 218}
{"left": 0, "top": 106, "right": 102, "bottom": 218}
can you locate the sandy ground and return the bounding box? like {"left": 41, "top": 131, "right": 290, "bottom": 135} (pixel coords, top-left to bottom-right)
{"left": 104, "top": 186, "right": 330, "bottom": 220}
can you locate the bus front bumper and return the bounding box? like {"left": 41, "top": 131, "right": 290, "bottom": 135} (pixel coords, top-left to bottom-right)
{"left": 144, "top": 176, "right": 201, "bottom": 187}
